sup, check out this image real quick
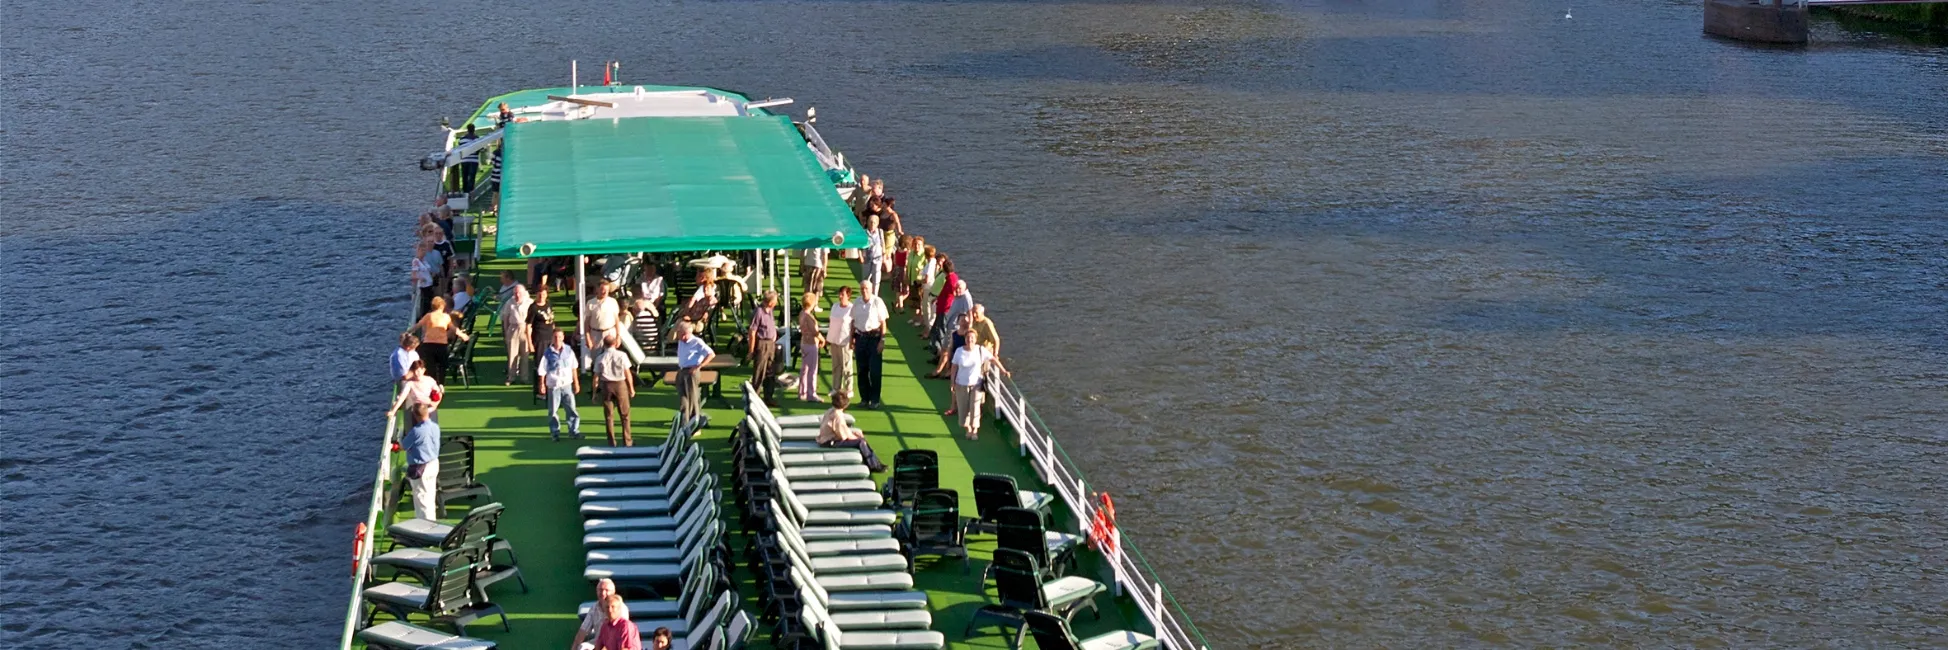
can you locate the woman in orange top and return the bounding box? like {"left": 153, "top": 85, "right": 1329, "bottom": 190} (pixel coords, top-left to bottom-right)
{"left": 412, "top": 296, "right": 471, "bottom": 383}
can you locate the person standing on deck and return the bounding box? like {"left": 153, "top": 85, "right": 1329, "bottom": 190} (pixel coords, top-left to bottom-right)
{"left": 802, "top": 246, "right": 828, "bottom": 300}
{"left": 970, "top": 303, "right": 1002, "bottom": 417}
{"left": 951, "top": 332, "right": 1009, "bottom": 440}
{"left": 390, "top": 333, "right": 421, "bottom": 385}
{"left": 901, "top": 237, "right": 926, "bottom": 315}
{"left": 911, "top": 245, "right": 937, "bottom": 327}
{"left": 583, "top": 281, "right": 622, "bottom": 354}
{"left": 453, "top": 124, "right": 480, "bottom": 193}
{"left": 399, "top": 403, "right": 442, "bottom": 520}
{"left": 672, "top": 321, "right": 715, "bottom": 425}
{"left": 826, "top": 286, "right": 855, "bottom": 400}
{"left": 930, "top": 280, "right": 974, "bottom": 380}
{"left": 851, "top": 176, "right": 884, "bottom": 220}
{"left": 412, "top": 241, "right": 437, "bottom": 317}
{"left": 861, "top": 214, "right": 885, "bottom": 292}
{"left": 501, "top": 284, "right": 534, "bottom": 385}
{"left": 881, "top": 202, "right": 903, "bottom": 254}
{"left": 747, "top": 291, "right": 781, "bottom": 406}
{"left": 537, "top": 330, "right": 581, "bottom": 441}
{"left": 818, "top": 392, "right": 886, "bottom": 472}
{"left": 569, "top": 578, "right": 617, "bottom": 650}
{"left": 486, "top": 145, "right": 503, "bottom": 197}
{"left": 891, "top": 235, "right": 911, "bottom": 311}
{"left": 926, "top": 257, "right": 956, "bottom": 355}
{"left": 529, "top": 288, "right": 558, "bottom": 395}
{"left": 412, "top": 296, "right": 470, "bottom": 383}
{"left": 387, "top": 359, "right": 442, "bottom": 426}
{"left": 593, "top": 334, "right": 636, "bottom": 447}
{"left": 496, "top": 102, "right": 514, "bottom": 128}
{"left": 797, "top": 292, "right": 824, "bottom": 402}
{"left": 850, "top": 281, "right": 889, "bottom": 410}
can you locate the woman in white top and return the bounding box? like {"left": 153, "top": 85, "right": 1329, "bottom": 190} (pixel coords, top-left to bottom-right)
{"left": 950, "top": 323, "right": 1009, "bottom": 440}
{"left": 386, "top": 359, "right": 442, "bottom": 425}
{"left": 411, "top": 242, "right": 436, "bottom": 316}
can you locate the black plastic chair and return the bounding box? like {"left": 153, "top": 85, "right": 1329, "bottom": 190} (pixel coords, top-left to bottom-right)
{"left": 992, "top": 506, "right": 1079, "bottom": 582}
{"left": 436, "top": 436, "right": 492, "bottom": 515}
{"left": 901, "top": 488, "right": 967, "bottom": 573}
{"left": 445, "top": 335, "right": 478, "bottom": 387}
{"left": 362, "top": 546, "right": 508, "bottom": 635}
{"left": 970, "top": 473, "right": 1055, "bottom": 534}
{"left": 883, "top": 450, "right": 939, "bottom": 507}
{"left": 377, "top": 502, "right": 526, "bottom": 594}
{"left": 966, "top": 548, "right": 1104, "bottom": 648}
{"left": 1023, "top": 611, "right": 1160, "bottom": 650}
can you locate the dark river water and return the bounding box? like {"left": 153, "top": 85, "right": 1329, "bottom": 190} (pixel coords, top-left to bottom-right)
{"left": 4, "top": 1, "right": 1945, "bottom": 647}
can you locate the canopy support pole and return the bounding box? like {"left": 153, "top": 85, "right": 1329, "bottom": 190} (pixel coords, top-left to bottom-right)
{"left": 782, "top": 249, "right": 793, "bottom": 361}
{"left": 576, "top": 255, "right": 587, "bottom": 350}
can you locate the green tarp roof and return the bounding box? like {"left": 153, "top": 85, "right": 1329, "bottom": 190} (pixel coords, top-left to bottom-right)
{"left": 495, "top": 115, "right": 868, "bottom": 257}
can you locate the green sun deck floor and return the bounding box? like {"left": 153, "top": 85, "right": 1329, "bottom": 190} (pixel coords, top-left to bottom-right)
{"left": 356, "top": 226, "right": 1144, "bottom": 648}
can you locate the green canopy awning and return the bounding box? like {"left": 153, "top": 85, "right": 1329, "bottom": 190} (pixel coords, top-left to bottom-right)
{"left": 495, "top": 115, "right": 868, "bottom": 258}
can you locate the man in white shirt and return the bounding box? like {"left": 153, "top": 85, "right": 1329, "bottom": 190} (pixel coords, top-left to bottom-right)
{"left": 861, "top": 214, "right": 884, "bottom": 291}
{"left": 825, "top": 286, "right": 855, "bottom": 400}
{"left": 537, "top": 330, "right": 581, "bottom": 441}
{"left": 583, "top": 281, "right": 622, "bottom": 353}
{"left": 593, "top": 334, "right": 636, "bottom": 447}
{"left": 849, "top": 281, "right": 890, "bottom": 409}
{"left": 673, "top": 321, "right": 716, "bottom": 424}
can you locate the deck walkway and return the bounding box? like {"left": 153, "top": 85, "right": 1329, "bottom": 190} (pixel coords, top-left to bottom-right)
{"left": 362, "top": 228, "right": 1138, "bottom": 648}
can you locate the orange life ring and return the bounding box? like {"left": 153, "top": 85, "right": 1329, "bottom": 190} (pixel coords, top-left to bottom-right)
{"left": 1089, "top": 493, "right": 1119, "bottom": 553}
{"left": 352, "top": 523, "right": 368, "bottom": 575}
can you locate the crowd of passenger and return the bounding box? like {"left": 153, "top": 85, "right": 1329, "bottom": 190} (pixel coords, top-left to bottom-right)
{"left": 383, "top": 162, "right": 1016, "bottom": 527}
{"left": 809, "top": 174, "right": 1012, "bottom": 440}
{"left": 379, "top": 122, "right": 1036, "bottom": 648}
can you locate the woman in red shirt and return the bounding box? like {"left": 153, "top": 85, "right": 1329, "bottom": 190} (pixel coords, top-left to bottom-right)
{"left": 930, "top": 258, "right": 959, "bottom": 364}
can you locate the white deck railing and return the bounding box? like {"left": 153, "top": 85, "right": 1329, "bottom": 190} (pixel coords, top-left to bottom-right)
{"left": 986, "top": 370, "right": 1212, "bottom": 650}
{"left": 339, "top": 399, "right": 398, "bottom": 649}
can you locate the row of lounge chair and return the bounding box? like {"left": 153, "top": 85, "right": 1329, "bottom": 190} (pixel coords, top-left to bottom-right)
{"left": 574, "top": 416, "right": 756, "bottom": 649}
{"left": 730, "top": 384, "right": 1162, "bottom": 650}
{"left": 731, "top": 385, "right": 945, "bottom": 650}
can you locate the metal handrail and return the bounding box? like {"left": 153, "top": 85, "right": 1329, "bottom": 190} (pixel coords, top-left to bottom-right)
{"left": 985, "top": 370, "right": 1212, "bottom": 650}
{"left": 339, "top": 386, "right": 400, "bottom": 649}
{"left": 338, "top": 269, "right": 418, "bottom": 649}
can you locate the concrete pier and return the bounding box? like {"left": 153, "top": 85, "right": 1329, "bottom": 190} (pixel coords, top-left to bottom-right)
{"left": 1704, "top": 0, "right": 1810, "bottom": 44}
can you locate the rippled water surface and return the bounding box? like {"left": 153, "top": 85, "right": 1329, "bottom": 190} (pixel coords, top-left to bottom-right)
{"left": 4, "top": 1, "right": 1946, "bottom": 647}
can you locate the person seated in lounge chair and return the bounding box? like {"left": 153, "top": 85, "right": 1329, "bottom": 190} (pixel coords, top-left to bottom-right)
{"left": 819, "top": 392, "right": 887, "bottom": 472}
{"left": 569, "top": 578, "right": 616, "bottom": 650}
{"left": 589, "top": 594, "right": 639, "bottom": 650}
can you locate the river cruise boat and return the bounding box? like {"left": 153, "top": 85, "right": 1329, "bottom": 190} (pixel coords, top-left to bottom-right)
{"left": 338, "top": 75, "right": 1210, "bottom": 650}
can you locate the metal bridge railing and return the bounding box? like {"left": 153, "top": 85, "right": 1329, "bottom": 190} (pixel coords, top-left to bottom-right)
{"left": 986, "top": 370, "right": 1212, "bottom": 650}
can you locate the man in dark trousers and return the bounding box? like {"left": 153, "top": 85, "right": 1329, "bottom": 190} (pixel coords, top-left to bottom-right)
{"left": 746, "top": 291, "right": 781, "bottom": 405}
{"left": 453, "top": 124, "right": 480, "bottom": 193}
{"left": 849, "top": 280, "right": 889, "bottom": 409}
